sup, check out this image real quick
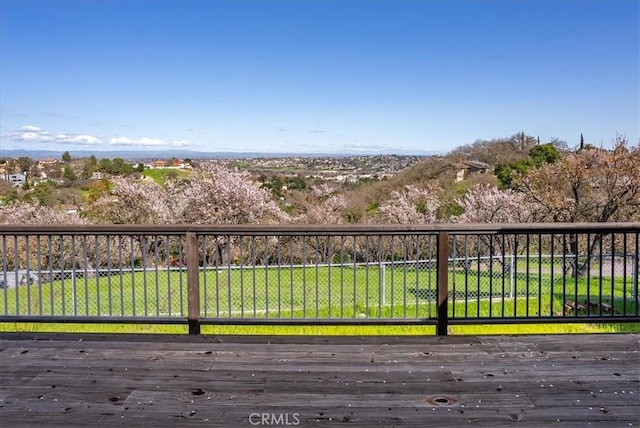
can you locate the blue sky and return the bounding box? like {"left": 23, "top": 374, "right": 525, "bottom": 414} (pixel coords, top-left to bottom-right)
{"left": 0, "top": 0, "right": 638, "bottom": 155}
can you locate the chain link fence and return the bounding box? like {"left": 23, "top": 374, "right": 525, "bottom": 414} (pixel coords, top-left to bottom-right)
{"left": 0, "top": 233, "right": 188, "bottom": 320}
{"left": 1, "top": 225, "right": 638, "bottom": 327}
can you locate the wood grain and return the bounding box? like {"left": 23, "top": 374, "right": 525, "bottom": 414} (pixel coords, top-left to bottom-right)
{"left": 0, "top": 333, "right": 638, "bottom": 427}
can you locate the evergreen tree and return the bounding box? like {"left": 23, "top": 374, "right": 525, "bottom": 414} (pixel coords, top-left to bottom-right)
{"left": 63, "top": 165, "right": 77, "bottom": 181}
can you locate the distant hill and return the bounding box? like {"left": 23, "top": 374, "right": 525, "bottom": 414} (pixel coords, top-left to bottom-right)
{"left": 0, "top": 148, "right": 260, "bottom": 161}
{"left": 341, "top": 155, "right": 467, "bottom": 219}
{"left": 0, "top": 148, "right": 440, "bottom": 161}
{"left": 339, "top": 133, "right": 545, "bottom": 220}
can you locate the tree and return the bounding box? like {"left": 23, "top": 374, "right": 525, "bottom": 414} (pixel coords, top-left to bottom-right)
{"left": 0, "top": 201, "right": 88, "bottom": 225}
{"left": 452, "top": 184, "right": 539, "bottom": 271}
{"left": 111, "top": 158, "right": 135, "bottom": 175}
{"left": 549, "top": 138, "right": 569, "bottom": 151}
{"left": 288, "top": 184, "right": 348, "bottom": 263}
{"left": 86, "top": 179, "right": 112, "bottom": 206}
{"left": 495, "top": 159, "right": 532, "bottom": 189}
{"left": 171, "top": 163, "right": 290, "bottom": 265}
{"left": 364, "top": 184, "right": 442, "bottom": 261}
{"left": 518, "top": 137, "right": 640, "bottom": 276}
{"left": 454, "top": 184, "right": 536, "bottom": 224}
{"left": 62, "top": 151, "right": 71, "bottom": 162}
{"left": 520, "top": 137, "right": 639, "bottom": 223}
{"left": 0, "top": 202, "right": 90, "bottom": 270}
{"left": 86, "top": 176, "right": 171, "bottom": 224}
{"left": 63, "top": 165, "right": 77, "bottom": 182}
{"left": 449, "top": 132, "right": 539, "bottom": 167}
{"left": 98, "top": 158, "right": 112, "bottom": 173}
{"left": 81, "top": 156, "right": 99, "bottom": 180}
{"left": 509, "top": 131, "right": 538, "bottom": 152}
{"left": 81, "top": 165, "right": 95, "bottom": 180}
{"left": 495, "top": 143, "right": 560, "bottom": 188}
{"left": 176, "top": 163, "right": 289, "bottom": 225}
{"left": 86, "top": 163, "right": 289, "bottom": 226}
{"left": 46, "top": 165, "right": 63, "bottom": 179}
{"left": 97, "top": 157, "right": 135, "bottom": 176}
{"left": 261, "top": 176, "right": 284, "bottom": 198}
{"left": 23, "top": 182, "right": 54, "bottom": 206}
{"left": 287, "top": 175, "right": 307, "bottom": 191}
{"left": 52, "top": 187, "right": 83, "bottom": 207}
{"left": 17, "top": 157, "right": 32, "bottom": 173}
{"left": 298, "top": 184, "right": 346, "bottom": 224}
{"left": 529, "top": 143, "right": 560, "bottom": 166}
{"left": 374, "top": 184, "right": 441, "bottom": 225}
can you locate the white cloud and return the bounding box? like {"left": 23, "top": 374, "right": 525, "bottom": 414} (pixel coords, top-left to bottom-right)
{"left": 69, "top": 134, "right": 101, "bottom": 145}
{"left": 109, "top": 136, "right": 168, "bottom": 147}
{"left": 6, "top": 125, "right": 192, "bottom": 149}
{"left": 52, "top": 133, "right": 100, "bottom": 145}
{"left": 109, "top": 137, "right": 137, "bottom": 145}
{"left": 138, "top": 137, "right": 167, "bottom": 146}
{"left": 6, "top": 127, "right": 98, "bottom": 145}
{"left": 21, "top": 131, "right": 50, "bottom": 141}
{"left": 11, "top": 127, "right": 53, "bottom": 142}
{"left": 20, "top": 125, "right": 42, "bottom": 132}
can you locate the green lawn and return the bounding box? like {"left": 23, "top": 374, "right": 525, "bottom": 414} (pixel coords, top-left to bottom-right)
{"left": 1, "top": 264, "right": 638, "bottom": 334}
{"left": 141, "top": 168, "right": 191, "bottom": 185}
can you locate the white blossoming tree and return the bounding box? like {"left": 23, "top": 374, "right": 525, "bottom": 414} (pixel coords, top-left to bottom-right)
{"left": 451, "top": 183, "right": 539, "bottom": 272}
{"left": 371, "top": 184, "right": 442, "bottom": 262}
{"left": 176, "top": 163, "right": 289, "bottom": 225}
{"left": 374, "top": 185, "right": 442, "bottom": 225}
{"left": 286, "top": 184, "right": 348, "bottom": 264}
{"left": 172, "top": 163, "right": 290, "bottom": 265}
{"left": 299, "top": 184, "right": 347, "bottom": 225}
{"left": 0, "top": 202, "right": 91, "bottom": 270}
{"left": 517, "top": 137, "right": 640, "bottom": 276}
{"left": 454, "top": 183, "right": 534, "bottom": 224}
{"left": 86, "top": 176, "right": 172, "bottom": 225}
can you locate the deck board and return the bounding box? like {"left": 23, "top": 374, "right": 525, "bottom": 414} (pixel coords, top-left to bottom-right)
{"left": 0, "top": 333, "right": 638, "bottom": 427}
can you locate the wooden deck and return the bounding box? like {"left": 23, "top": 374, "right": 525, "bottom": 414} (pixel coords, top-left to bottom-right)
{"left": 0, "top": 333, "right": 638, "bottom": 427}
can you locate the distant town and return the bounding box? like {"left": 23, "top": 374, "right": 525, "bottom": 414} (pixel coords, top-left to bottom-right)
{"left": 0, "top": 151, "right": 432, "bottom": 215}
{"left": 0, "top": 153, "right": 428, "bottom": 188}
{"left": 219, "top": 154, "right": 427, "bottom": 182}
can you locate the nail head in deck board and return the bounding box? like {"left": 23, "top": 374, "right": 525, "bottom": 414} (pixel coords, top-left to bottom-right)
{"left": 0, "top": 333, "right": 638, "bottom": 427}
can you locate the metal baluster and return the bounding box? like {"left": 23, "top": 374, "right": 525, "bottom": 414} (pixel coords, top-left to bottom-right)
{"left": 36, "top": 235, "right": 42, "bottom": 317}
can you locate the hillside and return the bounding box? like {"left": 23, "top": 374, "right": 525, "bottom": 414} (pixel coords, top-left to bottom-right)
{"left": 0, "top": 132, "right": 584, "bottom": 223}
{"left": 339, "top": 132, "right": 546, "bottom": 220}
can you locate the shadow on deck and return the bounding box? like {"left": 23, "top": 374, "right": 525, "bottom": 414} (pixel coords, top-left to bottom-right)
{"left": 0, "top": 333, "right": 638, "bottom": 427}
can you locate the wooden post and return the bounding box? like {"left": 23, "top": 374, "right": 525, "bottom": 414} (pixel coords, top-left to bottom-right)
{"left": 436, "top": 232, "right": 449, "bottom": 336}
{"left": 186, "top": 231, "right": 201, "bottom": 335}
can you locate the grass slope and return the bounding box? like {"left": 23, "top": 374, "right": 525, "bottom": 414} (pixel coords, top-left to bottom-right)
{"left": 1, "top": 265, "right": 638, "bottom": 334}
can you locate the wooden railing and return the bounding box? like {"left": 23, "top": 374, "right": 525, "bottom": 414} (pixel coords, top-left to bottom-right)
{"left": 1, "top": 223, "right": 638, "bottom": 334}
